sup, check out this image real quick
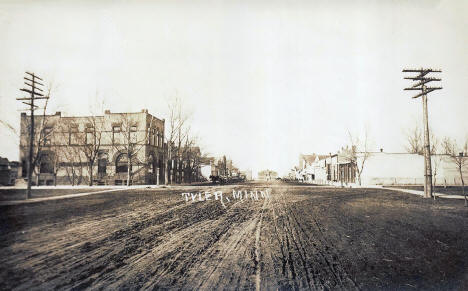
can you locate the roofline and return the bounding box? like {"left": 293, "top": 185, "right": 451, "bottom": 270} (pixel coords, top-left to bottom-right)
{"left": 21, "top": 110, "right": 165, "bottom": 123}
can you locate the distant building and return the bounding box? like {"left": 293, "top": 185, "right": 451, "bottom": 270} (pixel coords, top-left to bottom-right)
{"left": 258, "top": 169, "right": 278, "bottom": 181}
{"left": 19, "top": 109, "right": 165, "bottom": 185}
{"left": 199, "top": 155, "right": 240, "bottom": 181}
{"left": 296, "top": 150, "right": 468, "bottom": 186}
{"left": 0, "top": 156, "right": 19, "bottom": 186}
{"left": 240, "top": 169, "right": 253, "bottom": 181}
{"left": 299, "top": 153, "right": 327, "bottom": 170}
{"left": 297, "top": 153, "right": 329, "bottom": 183}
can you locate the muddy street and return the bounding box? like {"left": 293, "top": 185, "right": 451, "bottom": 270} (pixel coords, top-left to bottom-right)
{"left": 1, "top": 182, "right": 467, "bottom": 290}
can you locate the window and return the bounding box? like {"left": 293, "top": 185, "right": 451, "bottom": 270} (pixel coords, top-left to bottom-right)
{"left": 113, "top": 126, "right": 122, "bottom": 144}
{"left": 21, "top": 160, "right": 27, "bottom": 177}
{"left": 39, "top": 153, "right": 54, "bottom": 173}
{"left": 23, "top": 124, "right": 31, "bottom": 135}
{"left": 69, "top": 125, "right": 79, "bottom": 145}
{"left": 43, "top": 127, "right": 53, "bottom": 145}
{"left": 148, "top": 154, "right": 155, "bottom": 174}
{"left": 98, "top": 152, "right": 108, "bottom": 176}
{"left": 116, "top": 153, "right": 130, "bottom": 173}
{"left": 85, "top": 128, "right": 94, "bottom": 145}
{"left": 130, "top": 125, "right": 137, "bottom": 143}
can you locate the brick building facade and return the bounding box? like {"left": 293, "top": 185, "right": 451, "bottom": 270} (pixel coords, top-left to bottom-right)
{"left": 19, "top": 109, "right": 165, "bottom": 185}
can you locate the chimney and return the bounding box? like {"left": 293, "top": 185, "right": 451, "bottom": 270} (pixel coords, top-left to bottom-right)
{"left": 104, "top": 110, "right": 111, "bottom": 114}
{"left": 55, "top": 111, "right": 61, "bottom": 116}
{"left": 142, "top": 109, "right": 148, "bottom": 113}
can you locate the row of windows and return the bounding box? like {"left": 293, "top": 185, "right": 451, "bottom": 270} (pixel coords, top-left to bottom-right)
{"left": 111, "top": 125, "right": 138, "bottom": 145}
{"left": 35, "top": 151, "right": 164, "bottom": 177}
{"left": 40, "top": 126, "right": 163, "bottom": 147}
{"left": 149, "top": 128, "right": 163, "bottom": 147}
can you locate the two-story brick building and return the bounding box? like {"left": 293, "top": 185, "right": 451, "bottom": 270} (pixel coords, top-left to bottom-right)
{"left": 19, "top": 109, "right": 165, "bottom": 185}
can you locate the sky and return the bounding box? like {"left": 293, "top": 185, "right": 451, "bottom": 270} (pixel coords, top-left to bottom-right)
{"left": 0, "top": 0, "right": 467, "bottom": 177}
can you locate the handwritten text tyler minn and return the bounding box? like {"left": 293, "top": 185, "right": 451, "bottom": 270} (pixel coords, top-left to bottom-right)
{"left": 181, "top": 189, "right": 271, "bottom": 208}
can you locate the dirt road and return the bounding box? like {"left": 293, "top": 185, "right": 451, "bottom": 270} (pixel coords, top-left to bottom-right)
{"left": 1, "top": 182, "right": 467, "bottom": 290}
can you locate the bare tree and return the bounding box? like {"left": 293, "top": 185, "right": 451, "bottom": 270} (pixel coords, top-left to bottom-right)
{"left": 19, "top": 85, "right": 55, "bottom": 184}
{"left": 56, "top": 119, "right": 84, "bottom": 186}
{"left": 176, "top": 125, "right": 187, "bottom": 183}
{"left": 50, "top": 149, "right": 62, "bottom": 186}
{"left": 48, "top": 136, "right": 65, "bottom": 186}
{"left": 176, "top": 125, "right": 200, "bottom": 183}
{"left": 405, "top": 125, "right": 423, "bottom": 154}
{"left": 20, "top": 83, "right": 66, "bottom": 186}
{"left": 113, "top": 113, "right": 154, "bottom": 186}
{"left": 180, "top": 130, "right": 200, "bottom": 183}
{"left": 164, "top": 97, "right": 189, "bottom": 184}
{"left": 81, "top": 116, "right": 103, "bottom": 186}
{"left": 343, "top": 129, "right": 371, "bottom": 186}
{"left": 431, "top": 135, "right": 442, "bottom": 187}
{"left": 442, "top": 137, "right": 468, "bottom": 206}
{"left": 405, "top": 125, "right": 439, "bottom": 155}
{"left": 441, "top": 136, "right": 453, "bottom": 155}
{"left": 406, "top": 126, "right": 442, "bottom": 193}
{"left": 62, "top": 147, "right": 84, "bottom": 186}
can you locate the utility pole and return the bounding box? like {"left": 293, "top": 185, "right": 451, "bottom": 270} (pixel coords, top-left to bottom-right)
{"left": 403, "top": 68, "right": 442, "bottom": 198}
{"left": 16, "top": 72, "right": 49, "bottom": 199}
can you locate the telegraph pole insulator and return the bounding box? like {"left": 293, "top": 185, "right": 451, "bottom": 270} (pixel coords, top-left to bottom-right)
{"left": 403, "top": 68, "right": 442, "bottom": 199}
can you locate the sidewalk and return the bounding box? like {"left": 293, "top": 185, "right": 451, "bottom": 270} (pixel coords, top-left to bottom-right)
{"left": 0, "top": 184, "right": 217, "bottom": 206}
{"left": 369, "top": 185, "right": 467, "bottom": 200}
{"left": 310, "top": 181, "right": 467, "bottom": 200}
{"left": 0, "top": 185, "right": 162, "bottom": 206}
{"left": 0, "top": 188, "right": 126, "bottom": 206}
